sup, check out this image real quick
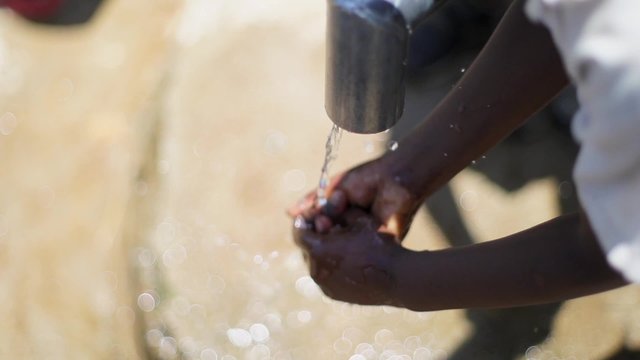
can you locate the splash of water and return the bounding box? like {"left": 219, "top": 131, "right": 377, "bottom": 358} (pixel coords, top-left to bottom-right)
{"left": 316, "top": 124, "right": 343, "bottom": 208}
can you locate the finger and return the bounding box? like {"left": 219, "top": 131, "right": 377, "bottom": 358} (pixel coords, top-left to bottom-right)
{"left": 372, "top": 186, "right": 414, "bottom": 240}
{"left": 338, "top": 168, "right": 377, "bottom": 208}
{"left": 292, "top": 220, "right": 327, "bottom": 252}
{"left": 293, "top": 215, "right": 313, "bottom": 230}
{"left": 287, "top": 171, "right": 348, "bottom": 218}
{"left": 314, "top": 214, "right": 333, "bottom": 233}
{"left": 321, "top": 189, "right": 347, "bottom": 218}
{"left": 378, "top": 216, "right": 404, "bottom": 241}
{"left": 292, "top": 226, "right": 314, "bottom": 252}
{"left": 286, "top": 191, "right": 317, "bottom": 218}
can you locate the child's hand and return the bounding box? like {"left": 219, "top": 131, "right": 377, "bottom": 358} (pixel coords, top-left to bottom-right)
{"left": 287, "top": 155, "right": 422, "bottom": 241}
{"left": 293, "top": 207, "right": 408, "bottom": 306}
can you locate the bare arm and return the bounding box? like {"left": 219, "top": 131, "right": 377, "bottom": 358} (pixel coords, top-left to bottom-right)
{"left": 388, "top": 0, "right": 569, "bottom": 198}
{"left": 292, "top": 0, "right": 628, "bottom": 308}
{"left": 394, "top": 213, "right": 627, "bottom": 311}
{"left": 293, "top": 211, "right": 628, "bottom": 310}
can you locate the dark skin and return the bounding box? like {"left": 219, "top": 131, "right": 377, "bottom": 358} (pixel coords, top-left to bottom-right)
{"left": 288, "top": 0, "right": 628, "bottom": 310}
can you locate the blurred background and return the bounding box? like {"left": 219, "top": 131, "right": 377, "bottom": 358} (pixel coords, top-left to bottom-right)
{"left": 1, "top": 0, "right": 639, "bottom": 359}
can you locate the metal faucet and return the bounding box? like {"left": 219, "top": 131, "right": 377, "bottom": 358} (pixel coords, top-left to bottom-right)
{"left": 325, "top": 0, "right": 446, "bottom": 134}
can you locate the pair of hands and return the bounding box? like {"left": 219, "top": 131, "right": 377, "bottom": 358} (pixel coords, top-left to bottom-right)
{"left": 287, "top": 155, "right": 423, "bottom": 306}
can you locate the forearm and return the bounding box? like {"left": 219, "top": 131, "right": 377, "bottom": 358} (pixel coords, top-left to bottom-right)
{"left": 389, "top": 0, "right": 569, "bottom": 197}
{"left": 394, "top": 214, "right": 627, "bottom": 311}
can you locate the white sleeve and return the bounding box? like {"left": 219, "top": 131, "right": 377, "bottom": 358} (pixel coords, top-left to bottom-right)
{"left": 526, "top": 0, "right": 640, "bottom": 282}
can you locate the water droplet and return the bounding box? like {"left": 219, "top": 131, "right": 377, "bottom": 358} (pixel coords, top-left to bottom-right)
{"left": 162, "top": 244, "right": 188, "bottom": 267}
{"left": 363, "top": 141, "right": 375, "bottom": 154}
{"left": 525, "top": 346, "right": 541, "bottom": 359}
{"left": 265, "top": 313, "right": 283, "bottom": 331}
{"left": 178, "top": 337, "right": 197, "bottom": 356}
{"left": 375, "top": 329, "right": 394, "bottom": 346}
{"left": 255, "top": 255, "right": 267, "bottom": 267}
{"left": 190, "top": 303, "right": 207, "bottom": 319}
{"left": 388, "top": 141, "right": 399, "bottom": 151}
{"left": 200, "top": 348, "right": 219, "bottom": 360}
{"left": 413, "top": 348, "right": 432, "bottom": 360}
{"left": 159, "top": 337, "right": 178, "bottom": 358}
{"left": 0, "top": 112, "right": 17, "bottom": 135}
{"left": 250, "top": 323, "right": 270, "bottom": 343}
{"left": 443, "top": 153, "right": 448, "bottom": 157}
{"left": 171, "top": 296, "right": 191, "bottom": 316}
{"left": 227, "top": 328, "right": 252, "bottom": 348}
{"left": 471, "top": 160, "right": 476, "bottom": 165}
{"left": 297, "top": 310, "right": 312, "bottom": 323}
{"left": 293, "top": 216, "right": 311, "bottom": 230}
{"left": 459, "top": 191, "right": 478, "bottom": 212}
{"left": 355, "top": 342, "right": 374, "bottom": 354}
{"left": 403, "top": 336, "right": 421, "bottom": 352}
{"left": 137, "top": 247, "right": 156, "bottom": 268}
{"left": 449, "top": 123, "right": 462, "bottom": 133}
{"left": 264, "top": 129, "right": 288, "bottom": 155}
{"left": 249, "top": 344, "right": 271, "bottom": 359}
{"left": 484, "top": 104, "right": 492, "bottom": 109}
{"left": 214, "top": 234, "right": 229, "bottom": 247}
{"left": 460, "top": 68, "right": 466, "bottom": 73}
{"left": 333, "top": 337, "right": 352, "bottom": 354}
{"left": 146, "top": 328, "right": 163, "bottom": 347}
{"left": 137, "top": 292, "right": 156, "bottom": 312}
{"left": 282, "top": 169, "right": 307, "bottom": 192}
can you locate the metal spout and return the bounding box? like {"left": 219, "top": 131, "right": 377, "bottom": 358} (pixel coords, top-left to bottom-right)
{"left": 325, "top": 0, "right": 445, "bottom": 134}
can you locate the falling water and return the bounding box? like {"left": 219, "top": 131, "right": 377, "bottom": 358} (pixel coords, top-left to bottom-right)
{"left": 316, "top": 124, "right": 343, "bottom": 208}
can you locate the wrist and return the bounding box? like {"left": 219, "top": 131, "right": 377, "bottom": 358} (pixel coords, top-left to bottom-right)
{"left": 389, "top": 248, "right": 431, "bottom": 311}
{"left": 379, "top": 141, "right": 439, "bottom": 202}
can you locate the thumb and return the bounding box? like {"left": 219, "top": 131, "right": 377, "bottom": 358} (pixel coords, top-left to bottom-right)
{"left": 372, "top": 186, "right": 415, "bottom": 241}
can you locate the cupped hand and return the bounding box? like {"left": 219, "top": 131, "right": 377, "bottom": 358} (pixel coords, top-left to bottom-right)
{"left": 287, "top": 155, "right": 422, "bottom": 241}
{"left": 293, "top": 208, "right": 410, "bottom": 306}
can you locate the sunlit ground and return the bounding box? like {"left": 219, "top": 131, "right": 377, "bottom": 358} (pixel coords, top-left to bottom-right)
{"left": 1, "top": 1, "right": 639, "bottom": 359}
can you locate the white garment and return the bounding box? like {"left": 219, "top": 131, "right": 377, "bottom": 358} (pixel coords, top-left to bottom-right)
{"left": 526, "top": 0, "right": 640, "bottom": 283}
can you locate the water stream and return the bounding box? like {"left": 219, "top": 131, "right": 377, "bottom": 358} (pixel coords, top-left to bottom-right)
{"left": 316, "top": 124, "right": 343, "bottom": 208}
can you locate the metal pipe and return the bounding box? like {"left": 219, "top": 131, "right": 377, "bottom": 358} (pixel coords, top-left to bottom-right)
{"left": 325, "top": 0, "right": 446, "bottom": 134}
